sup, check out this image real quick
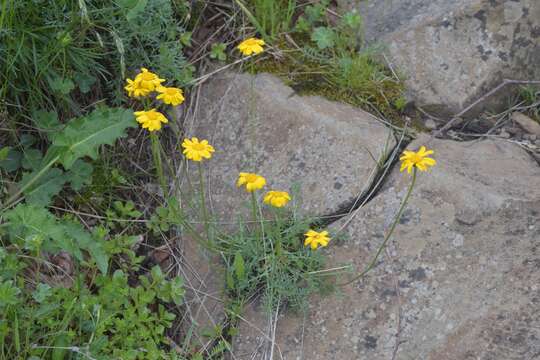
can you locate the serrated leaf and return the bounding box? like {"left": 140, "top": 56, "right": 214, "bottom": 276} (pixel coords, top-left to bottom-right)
{"left": 4, "top": 204, "right": 109, "bottom": 274}
{"left": 0, "top": 280, "right": 20, "bottom": 308}
{"left": 311, "top": 27, "right": 336, "bottom": 50}
{"left": 233, "top": 251, "right": 245, "bottom": 280}
{"left": 21, "top": 148, "right": 43, "bottom": 170}
{"left": 74, "top": 72, "right": 97, "bottom": 94}
{"left": 0, "top": 149, "right": 22, "bottom": 172}
{"left": 47, "top": 107, "right": 136, "bottom": 169}
{"left": 50, "top": 77, "right": 75, "bottom": 95}
{"left": 32, "top": 111, "right": 62, "bottom": 141}
{"left": 65, "top": 159, "right": 93, "bottom": 191}
{"left": 32, "top": 283, "right": 52, "bottom": 303}
{"left": 0, "top": 147, "right": 10, "bottom": 161}
{"left": 4, "top": 204, "right": 62, "bottom": 250}
{"left": 19, "top": 168, "right": 66, "bottom": 206}
{"left": 125, "top": 0, "right": 148, "bottom": 21}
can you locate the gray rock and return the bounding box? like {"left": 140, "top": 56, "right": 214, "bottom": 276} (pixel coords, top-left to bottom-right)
{"left": 232, "top": 135, "right": 540, "bottom": 359}
{"left": 343, "top": 0, "right": 540, "bottom": 118}
{"left": 183, "top": 72, "right": 395, "bottom": 220}
{"left": 512, "top": 112, "right": 540, "bottom": 136}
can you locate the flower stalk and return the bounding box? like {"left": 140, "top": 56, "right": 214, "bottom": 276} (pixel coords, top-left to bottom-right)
{"left": 150, "top": 132, "right": 167, "bottom": 195}
{"left": 197, "top": 162, "right": 211, "bottom": 241}
{"left": 342, "top": 168, "right": 417, "bottom": 285}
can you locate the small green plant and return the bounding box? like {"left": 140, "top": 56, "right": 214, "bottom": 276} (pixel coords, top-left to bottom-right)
{"left": 518, "top": 85, "right": 540, "bottom": 121}
{"left": 238, "top": 0, "right": 296, "bottom": 40}
{"left": 237, "top": 0, "right": 405, "bottom": 120}
{"left": 0, "top": 0, "right": 193, "bottom": 122}
{"left": 210, "top": 43, "right": 228, "bottom": 61}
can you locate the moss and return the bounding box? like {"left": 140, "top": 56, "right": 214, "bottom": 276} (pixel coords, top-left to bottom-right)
{"left": 253, "top": 46, "right": 407, "bottom": 124}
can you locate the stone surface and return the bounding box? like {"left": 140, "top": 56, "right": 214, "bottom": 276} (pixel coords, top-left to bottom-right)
{"left": 183, "top": 72, "right": 395, "bottom": 220}
{"left": 342, "top": 0, "right": 540, "bottom": 117}
{"left": 232, "top": 136, "right": 540, "bottom": 359}
{"left": 512, "top": 112, "right": 540, "bottom": 136}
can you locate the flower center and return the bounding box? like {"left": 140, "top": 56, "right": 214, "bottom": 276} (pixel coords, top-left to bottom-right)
{"left": 410, "top": 154, "right": 423, "bottom": 164}
{"left": 140, "top": 72, "right": 155, "bottom": 81}
{"left": 246, "top": 174, "right": 258, "bottom": 183}
{"left": 191, "top": 143, "right": 206, "bottom": 151}
{"left": 164, "top": 88, "right": 177, "bottom": 95}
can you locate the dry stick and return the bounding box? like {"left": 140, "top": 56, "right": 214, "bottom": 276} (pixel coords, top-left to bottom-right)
{"left": 434, "top": 79, "right": 540, "bottom": 138}
{"left": 341, "top": 169, "right": 417, "bottom": 286}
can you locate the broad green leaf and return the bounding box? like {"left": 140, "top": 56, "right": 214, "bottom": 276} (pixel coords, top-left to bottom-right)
{"left": 311, "top": 27, "right": 335, "bottom": 50}
{"left": 32, "top": 283, "right": 52, "bottom": 303}
{"left": 50, "top": 77, "right": 75, "bottom": 95}
{"left": 341, "top": 11, "right": 362, "bottom": 29}
{"left": 74, "top": 72, "right": 97, "bottom": 94}
{"left": 125, "top": 0, "right": 148, "bottom": 21}
{"left": 19, "top": 168, "right": 67, "bottom": 206}
{"left": 0, "top": 147, "right": 10, "bottom": 161}
{"left": 21, "top": 148, "right": 43, "bottom": 170}
{"left": 4, "top": 204, "right": 63, "bottom": 250}
{"left": 0, "top": 149, "right": 22, "bottom": 172}
{"left": 48, "top": 107, "right": 136, "bottom": 169}
{"left": 32, "top": 111, "right": 62, "bottom": 140}
{"left": 65, "top": 159, "right": 93, "bottom": 191}
{"left": 233, "top": 251, "right": 245, "bottom": 280}
{"left": 0, "top": 280, "right": 20, "bottom": 308}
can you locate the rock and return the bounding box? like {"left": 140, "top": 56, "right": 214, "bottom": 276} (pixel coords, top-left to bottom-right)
{"left": 184, "top": 72, "right": 395, "bottom": 220}
{"left": 499, "top": 130, "right": 511, "bottom": 139}
{"left": 342, "top": 0, "right": 540, "bottom": 118}
{"left": 232, "top": 135, "right": 540, "bottom": 359}
{"left": 424, "top": 118, "right": 437, "bottom": 130}
{"left": 512, "top": 112, "right": 540, "bottom": 136}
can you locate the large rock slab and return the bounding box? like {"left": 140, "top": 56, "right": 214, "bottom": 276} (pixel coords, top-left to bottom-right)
{"left": 233, "top": 136, "right": 540, "bottom": 359}
{"left": 343, "top": 0, "right": 540, "bottom": 117}
{"left": 183, "top": 72, "right": 394, "bottom": 220}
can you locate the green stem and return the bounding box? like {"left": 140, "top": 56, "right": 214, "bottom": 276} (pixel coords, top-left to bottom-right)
{"left": 250, "top": 192, "right": 259, "bottom": 226}
{"left": 1, "top": 155, "right": 59, "bottom": 211}
{"left": 342, "top": 169, "right": 417, "bottom": 286}
{"left": 197, "top": 162, "right": 210, "bottom": 242}
{"left": 150, "top": 132, "right": 167, "bottom": 196}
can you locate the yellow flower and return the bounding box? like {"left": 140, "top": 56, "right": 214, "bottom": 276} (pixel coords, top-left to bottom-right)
{"left": 399, "top": 146, "right": 436, "bottom": 174}
{"left": 236, "top": 172, "right": 266, "bottom": 192}
{"left": 125, "top": 78, "right": 151, "bottom": 98}
{"left": 263, "top": 191, "right": 291, "bottom": 208}
{"left": 182, "top": 137, "right": 215, "bottom": 162}
{"left": 156, "top": 86, "right": 185, "bottom": 106}
{"left": 237, "top": 38, "right": 265, "bottom": 56}
{"left": 134, "top": 68, "right": 165, "bottom": 91}
{"left": 304, "top": 230, "right": 330, "bottom": 250}
{"left": 134, "top": 109, "right": 168, "bottom": 132}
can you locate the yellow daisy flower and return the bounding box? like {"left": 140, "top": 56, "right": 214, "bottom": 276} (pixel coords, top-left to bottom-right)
{"left": 156, "top": 86, "right": 185, "bottom": 106}
{"left": 263, "top": 191, "right": 291, "bottom": 208}
{"left": 134, "top": 109, "right": 168, "bottom": 132}
{"left": 304, "top": 230, "right": 331, "bottom": 250}
{"left": 237, "top": 38, "right": 265, "bottom": 56}
{"left": 399, "top": 146, "right": 436, "bottom": 174}
{"left": 134, "top": 68, "right": 165, "bottom": 91}
{"left": 182, "top": 137, "right": 215, "bottom": 162}
{"left": 237, "top": 172, "right": 266, "bottom": 192}
{"left": 125, "top": 78, "right": 151, "bottom": 98}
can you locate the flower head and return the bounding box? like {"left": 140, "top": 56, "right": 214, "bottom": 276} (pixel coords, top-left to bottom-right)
{"left": 237, "top": 38, "right": 265, "bottom": 56}
{"left": 304, "top": 230, "right": 330, "bottom": 250}
{"left": 237, "top": 172, "right": 266, "bottom": 192}
{"left": 125, "top": 78, "right": 151, "bottom": 98}
{"left": 182, "top": 137, "right": 215, "bottom": 162}
{"left": 156, "top": 86, "right": 185, "bottom": 106}
{"left": 399, "top": 146, "right": 436, "bottom": 174}
{"left": 134, "top": 109, "right": 168, "bottom": 132}
{"left": 263, "top": 191, "right": 291, "bottom": 208}
{"left": 134, "top": 68, "right": 165, "bottom": 91}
